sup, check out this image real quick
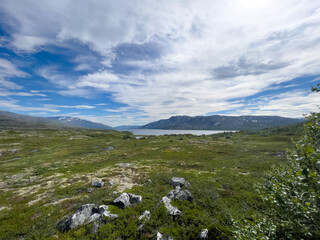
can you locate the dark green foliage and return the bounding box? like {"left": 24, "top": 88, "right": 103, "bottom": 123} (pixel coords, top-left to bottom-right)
{"left": 233, "top": 112, "right": 320, "bottom": 239}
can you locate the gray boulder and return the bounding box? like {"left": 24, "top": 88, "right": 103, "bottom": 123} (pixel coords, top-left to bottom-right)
{"left": 198, "top": 229, "right": 209, "bottom": 239}
{"left": 113, "top": 193, "right": 143, "bottom": 209}
{"left": 91, "top": 179, "right": 104, "bottom": 188}
{"left": 169, "top": 177, "right": 190, "bottom": 188}
{"left": 56, "top": 204, "right": 98, "bottom": 232}
{"left": 162, "top": 196, "right": 181, "bottom": 216}
{"left": 167, "top": 186, "right": 193, "bottom": 201}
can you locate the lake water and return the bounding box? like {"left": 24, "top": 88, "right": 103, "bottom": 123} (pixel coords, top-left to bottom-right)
{"left": 121, "top": 129, "right": 234, "bottom": 136}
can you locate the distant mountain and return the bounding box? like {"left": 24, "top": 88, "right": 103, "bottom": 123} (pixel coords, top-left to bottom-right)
{"left": 49, "top": 116, "right": 113, "bottom": 129}
{"left": 0, "top": 110, "right": 72, "bottom": 129}
{"left": 0, "top": 110, "right": 113, "bottom": 130}
{"left": 114, "top": 125, "right": 142, "bottom": 130}
{"left": 140, "top": 115, "right": 305, "bottom": 130}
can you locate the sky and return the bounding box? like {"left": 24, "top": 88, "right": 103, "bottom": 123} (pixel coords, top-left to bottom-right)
{"left": 0, "top": 0, "right": 320, "bottom": 127}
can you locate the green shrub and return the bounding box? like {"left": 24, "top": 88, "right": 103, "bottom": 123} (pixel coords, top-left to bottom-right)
{"left": 233, "top": 112, "right": 320, "bottom": 239}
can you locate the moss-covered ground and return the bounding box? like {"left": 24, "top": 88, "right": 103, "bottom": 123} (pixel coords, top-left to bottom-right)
{"left": 0, "top": 127, "right": 302, "bottom": 239}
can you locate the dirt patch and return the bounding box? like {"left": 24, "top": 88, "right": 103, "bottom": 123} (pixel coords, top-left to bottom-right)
{"left": 27, "top": 192, "right": 53, "bottom": 206}
{"left": 44, "top": 195, "right": 87, "bottom": 206}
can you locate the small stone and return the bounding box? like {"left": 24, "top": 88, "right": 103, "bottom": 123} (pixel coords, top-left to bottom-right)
{"left": 138, "top": 210, "right": 150, "bottom": 221}
{"left": 198, "top": 229, "right": 208, "bottom": 239}
{"left": 91, "top": 179, "right": 104, "bottom": 188}
{"left": 157, "top": 232, "right": 174, "bottom": 240}
{"left": 106, "top": 146, "right": 114, "bottom": 151}
{"left": 87, "top": 188, "right": 92, "bottom": 193}
{"left": 109, "top": 181, "right": 115, "bottom": 186}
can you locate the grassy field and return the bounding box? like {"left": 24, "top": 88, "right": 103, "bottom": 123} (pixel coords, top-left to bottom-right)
{"left": 0, "top": 127, "right": 303, "bottom": 239}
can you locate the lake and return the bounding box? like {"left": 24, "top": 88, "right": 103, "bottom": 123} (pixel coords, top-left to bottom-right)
{"left": 121, "top": 129, "right": 235, "bottom": 136}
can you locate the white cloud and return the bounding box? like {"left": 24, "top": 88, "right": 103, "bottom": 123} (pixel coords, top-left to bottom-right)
{"left": 0, "top": 58, "right": 29, "bottom": 89}
{"left": 0, "top": 99, "right": 60, "bottom": 112}
{"left": 44, "top": 104, "right": 95, "bottom": 109}
{"left": 1, "top": 0, "right": 320, "bottom": 124}
{"left": 0, "top": 89, "right": 46, "bottom": 97}
{"left": 229, "top": 90, "right": 320, "bottom": 118}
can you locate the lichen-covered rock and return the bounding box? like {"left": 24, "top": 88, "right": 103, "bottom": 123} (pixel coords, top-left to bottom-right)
{"left": 198, "top": 229, "right": 209, "bottom": 239}
{"left": 91, "top": 179, "right": 104, "bottom": 188}
{"left": 167, "top": 186, "right": 193, "bottom": 201}
{"left": 113, "top": 193, "right": 143, "bottom": 209}
{"left": 169, "top": 177, "right": 190, "bottom": 188}
{"left": 56, "top": 204, "right": 97, "bottom": 232}
{"left": 162, "top": 196, "right": 181, "bottom": 216}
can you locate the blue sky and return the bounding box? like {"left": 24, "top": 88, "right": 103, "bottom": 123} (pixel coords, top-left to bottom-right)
{"left": 0, "top": 0, "right": 320, "bottom": 126}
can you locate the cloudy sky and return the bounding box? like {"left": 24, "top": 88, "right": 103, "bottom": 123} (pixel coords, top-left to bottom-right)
{"left": 0, "top": 0, "right": 320, "bottom": 126}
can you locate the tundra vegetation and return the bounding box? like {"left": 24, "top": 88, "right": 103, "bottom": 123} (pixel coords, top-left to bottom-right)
{"left": 0, "top": 116, "right": 318, "bottom": 239}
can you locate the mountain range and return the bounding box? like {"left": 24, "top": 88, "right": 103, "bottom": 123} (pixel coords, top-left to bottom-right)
{"left": 140, "top": 115, "right": 305, "bottom": 130}
{"left": 0, "top": 111, "right": 112, "bottom": 130}
{"left": 0, "top": 110, "right": 305, "bottom": 131}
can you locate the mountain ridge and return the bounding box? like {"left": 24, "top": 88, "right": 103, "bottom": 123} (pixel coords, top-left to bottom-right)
{"left": 140, "top": 115, "right": 305, "bottom": 130}
{"left": 0, "top": 110, "right": 113, "bottom": 130}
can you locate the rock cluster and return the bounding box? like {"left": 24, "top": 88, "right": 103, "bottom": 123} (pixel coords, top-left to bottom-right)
{"left": 56, "top": 177, "right": 209, "bottom": 238}
{"left": 56, "top": 204, "right": 118, "bottom": 232}
{"left": 161, "top": 177, "right": 193, "bottom": 216}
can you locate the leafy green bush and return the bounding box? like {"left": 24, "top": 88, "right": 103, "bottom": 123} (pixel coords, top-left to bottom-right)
{"left": 233, "top": 112, "right": 320, "bottom": 239}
